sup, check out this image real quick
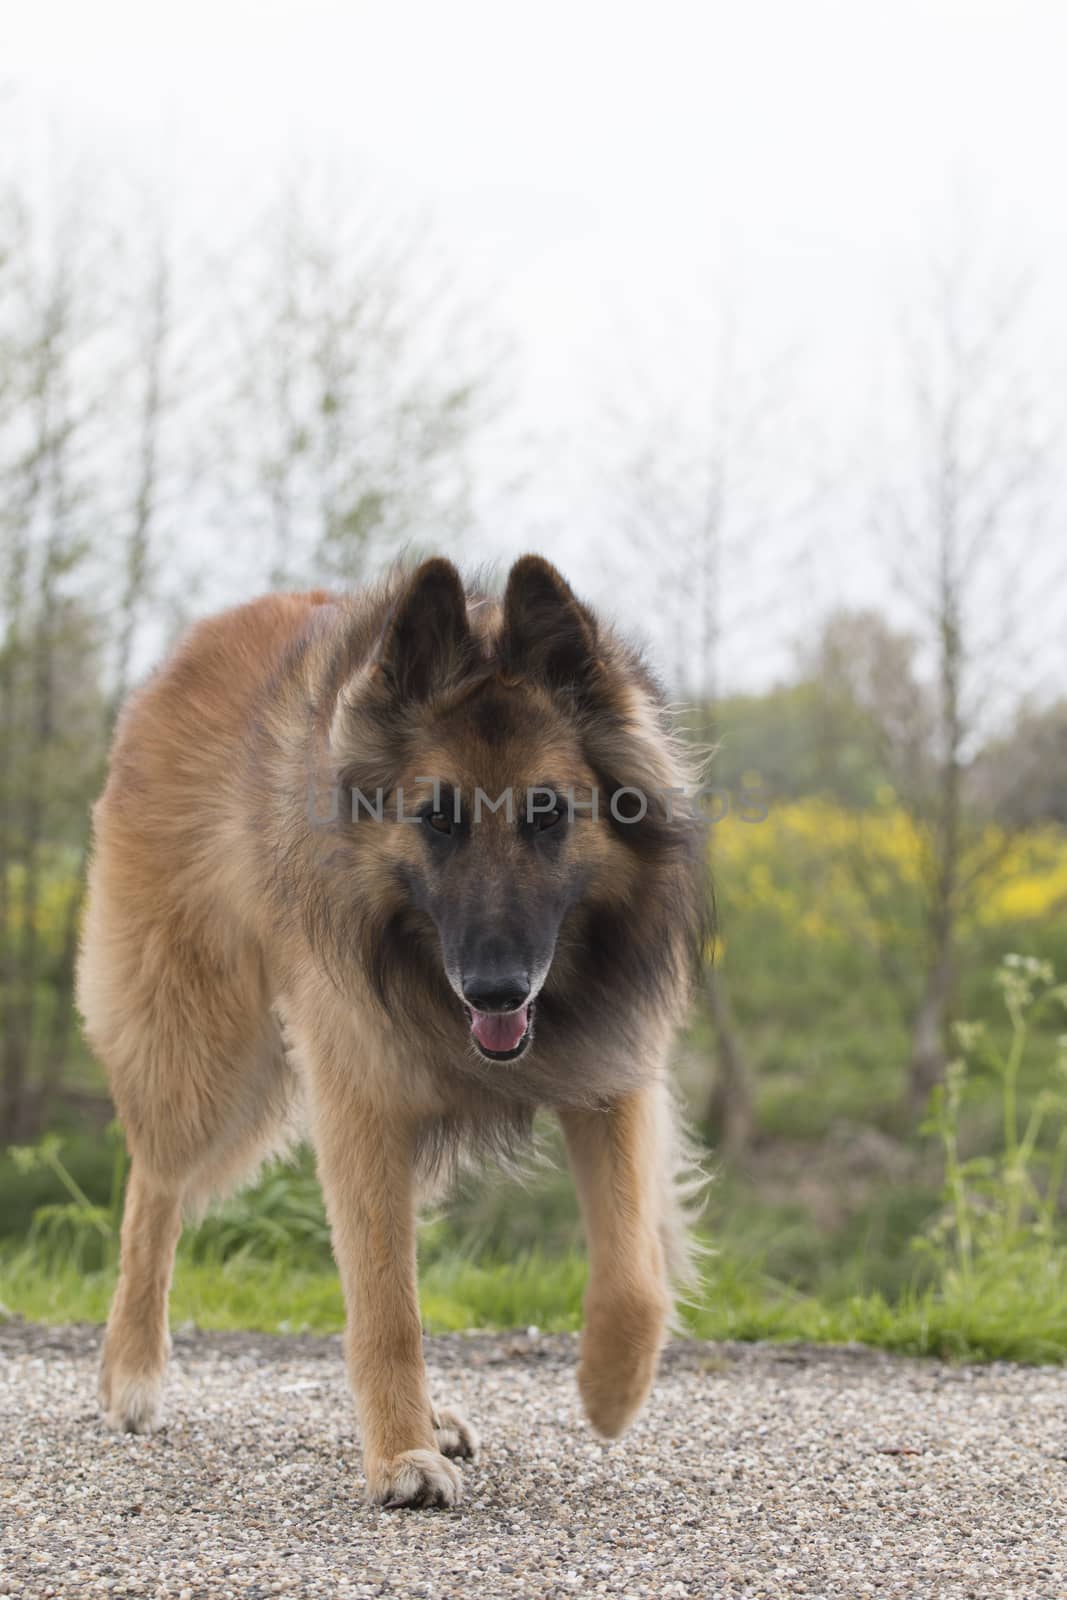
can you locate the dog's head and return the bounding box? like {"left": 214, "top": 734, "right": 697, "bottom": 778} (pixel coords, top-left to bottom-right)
{"left": 321, "top": 555, "right": 703, "bottom": 1062}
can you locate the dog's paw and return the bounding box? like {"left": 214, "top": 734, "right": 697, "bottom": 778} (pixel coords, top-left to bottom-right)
{"left": 432, "top": 1406, "right": 479, "bottom": 1461}
{"left": 368, "top": 1448, "right": 463, "bottom": 1509}
{"left": 578, "top": 1354, "right": 654, "bottom": 1438}
{"left": 99, "top": 1369, "right": 163, "bottom": 1435}
{"left": 578, "top": 1291, "right": 668, "bottom": 1439}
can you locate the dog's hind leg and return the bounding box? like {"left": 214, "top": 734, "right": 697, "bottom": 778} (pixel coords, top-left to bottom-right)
{"left": 79, "top": 857, "right": 294, "bottom": 1433}
{"left": 96, "top": 1014, "right": 295, "bottom": 1435}
{"left": 99, "top": 1166, "right": 183, "bottom": 1433}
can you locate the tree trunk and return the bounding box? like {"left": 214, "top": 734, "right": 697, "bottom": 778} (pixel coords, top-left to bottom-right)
{"left": 906, "top": 931, "right": 954, "bottom": 1117}
{"left": 702, "top": 965, "right": 754, "bottom": 1157}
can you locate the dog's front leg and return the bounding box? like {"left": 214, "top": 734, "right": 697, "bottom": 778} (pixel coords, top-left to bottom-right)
{"left": 309, "top": 1076, "right": 466, "bottom": 1508}
{"left": 560, "top": 1085, "right": 673, "bottom": 1438}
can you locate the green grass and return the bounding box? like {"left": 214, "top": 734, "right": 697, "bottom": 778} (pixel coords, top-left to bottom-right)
{"left": 0, "top": 1248, "right": 587, "bottom": 1336}
{"left": 690, "top": 1253, "right": 1067, "bottom": 1363}
{"left": 5, "top": 1240, "right": 1067, "bottom": 1364}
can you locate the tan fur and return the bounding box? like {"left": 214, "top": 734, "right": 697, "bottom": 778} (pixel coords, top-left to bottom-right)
{"left": 560, "top": 1083, "right": 675, "bottom": 1436}
{"left": 76, "top": 566, "right": 704, "bottom": 1508}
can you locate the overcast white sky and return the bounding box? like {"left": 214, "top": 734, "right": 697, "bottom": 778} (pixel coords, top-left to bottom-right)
{"left": 4, "top": 0, "right": 1066, "bottom": 691}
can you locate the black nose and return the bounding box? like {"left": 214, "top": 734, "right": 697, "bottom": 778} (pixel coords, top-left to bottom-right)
{"left": 462, "top": 973, "right": 531, "bottom": 1013}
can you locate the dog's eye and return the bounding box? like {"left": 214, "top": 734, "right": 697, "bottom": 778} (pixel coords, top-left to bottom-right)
{"left": 426, "top": 811, "right": 453, "bottom": 835}
{"left": 537, "top": 807, "right": 563, "bottom": 831}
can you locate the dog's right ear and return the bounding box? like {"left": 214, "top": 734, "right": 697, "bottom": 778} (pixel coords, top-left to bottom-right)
{"left": 375, "top": 558, "right": 473, "bottom": 703}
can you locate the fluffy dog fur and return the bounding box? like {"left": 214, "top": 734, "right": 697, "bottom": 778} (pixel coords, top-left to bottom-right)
{"left": 77, "top": 555, "right": 708, "bottom": 1508}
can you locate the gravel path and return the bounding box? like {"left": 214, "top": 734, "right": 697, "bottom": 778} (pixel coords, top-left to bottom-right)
{"left": 2, "top": 1320, "right": 1067, "bottom": 1599}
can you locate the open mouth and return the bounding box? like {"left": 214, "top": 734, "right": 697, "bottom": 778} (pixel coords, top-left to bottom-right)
{"left": 464, "top": 1001, "right": 534, "bottom": 1061}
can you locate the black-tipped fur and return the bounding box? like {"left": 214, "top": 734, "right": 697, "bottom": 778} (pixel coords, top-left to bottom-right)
{"left": 267, "top": 556, "right": 711, "bottom": 1148}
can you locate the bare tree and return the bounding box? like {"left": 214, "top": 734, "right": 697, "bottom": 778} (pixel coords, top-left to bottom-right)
{"left": 800, "top": 607, "right": 933, "bottom": 1011}
{"left": 603, "top": 319, "right": 818, "bottom": 1154}
{"left": 112, "top": 232, "right": 173, "bottom": 712}
{"left": 32, "top": 224, "right": 180, "bottom": 1126}
{"left": 216, "top": 174, "right": 502, "bottom": 590}
{"left": 0, "top": 188, "right": 103, "bottom": 1136}
{"left": 873, "top": 236, "right": 1059, "bottom": 1113}
{"left": 0, "top": 164, "right": 166, "bottom": 1134}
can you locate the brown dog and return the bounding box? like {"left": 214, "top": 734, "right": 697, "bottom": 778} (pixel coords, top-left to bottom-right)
{"left": 76, "top": 555, "right": 707, "bottom": 1507}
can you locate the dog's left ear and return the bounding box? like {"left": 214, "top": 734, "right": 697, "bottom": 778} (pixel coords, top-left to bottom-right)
{"left": 500, "top": 555, "right": 600, "bottom": 695}
{"left": 377, "top": 558, "right": 473, "bottom": 702}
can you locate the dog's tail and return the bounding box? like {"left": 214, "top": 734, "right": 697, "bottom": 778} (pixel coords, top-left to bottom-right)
{"left": 654, "top": 1079, "right": 712, "bottom": 1327}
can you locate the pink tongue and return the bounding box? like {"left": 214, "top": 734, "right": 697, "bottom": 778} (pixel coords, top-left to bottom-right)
{"left": 470, "top": 1005, "right": 529, "bottom": 1054}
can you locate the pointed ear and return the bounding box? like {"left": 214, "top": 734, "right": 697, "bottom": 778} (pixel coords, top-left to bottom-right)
{"left": 377, "top": 558, "right": 472, "bottom": 701}
{"left": 500, "top": 555, "right": 599, "bottom": 694}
